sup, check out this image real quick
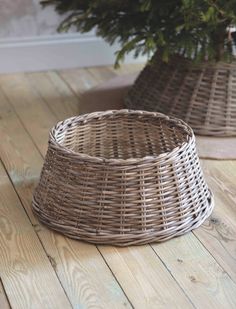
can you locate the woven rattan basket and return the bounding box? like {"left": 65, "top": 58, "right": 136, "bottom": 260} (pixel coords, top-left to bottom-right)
{"left": 126, "top": 54, "right": 236, "bottom": 136}
{"left": 32, "top": 110, "right": 213, "bottom": 246}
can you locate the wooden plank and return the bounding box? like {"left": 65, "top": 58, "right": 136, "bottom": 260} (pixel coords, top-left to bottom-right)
{"left": 58, "top": 67, "right": 126, "bottom": 115}
{"left": 58, "top": 64, "right": 143, "bottom": 97}
{"left": 11, "top": 70, "right": 194, "bottom": 308}
{"left": 59, "top": 68, "right": 99, "bottom": 95}
{"left": 0, "top": 87, "right": 45, "bottom": 223}
{"left": 99, "top": 245, "right": 193, "bottom": 308}
{"left": 107, "top": 63, "right": 144, "bottom": 76}
{"left": 0, "top": 162, "right": 71, "bottom": 309}
{"left": 35, "top": 70, "right": 195, "bottom": 308}
{"left": 76, "top": 66, "right": 236, "bottom": 306}
{"left": 67, "top": 65, "right": 236, "bottom": 297}
{"left": 87, "top": 66, "right": 116, "bottom": 83}
{"left": 0, "top": 77, "right": 132, "bottom": 309}
{"left": 37, "top": 230, "right": 131, "bottom": 309}
{"left": 58, "top": 68, "right": 104, "bottom": 115}
{"left": 59, "top": 65, "right": 236, "bottom": 287}
{"left": 0, "top": 73, "right": 57, "bottom": 155}
{"left": 27, "top": 71, "right": 79, "bottom": 120}
{"left": 193, "top": 160, "right": 236, "bottom": 283}
{"left": 152, "top": 233, "right": 236, "bottom": 308}
{"left": 21, "top": 68, "right": 234, "bottom": 305}
{"left": 0, "top": 279, "right": 10, "bottom": 309}
{"left": 2, "top": 67, "right": 236, "bottom": 308}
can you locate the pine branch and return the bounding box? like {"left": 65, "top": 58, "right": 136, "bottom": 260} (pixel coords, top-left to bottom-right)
{"left": 41, "top": 0, "right": 236, "bottom": 64}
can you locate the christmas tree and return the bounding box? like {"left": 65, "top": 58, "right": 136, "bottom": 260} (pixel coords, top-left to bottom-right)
{"left": 43, "top": 0, "right": 236, "bottom": 66}
{"left": 43, "top": 1, "right": 236, "bottom": 136}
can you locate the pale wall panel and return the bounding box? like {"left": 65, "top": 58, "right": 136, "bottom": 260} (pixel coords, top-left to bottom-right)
{"left": 0, "top": 1, "right": 145, "bottom": 72}
{"left": 0, "top": 0, "right": 65, "bottom": 38}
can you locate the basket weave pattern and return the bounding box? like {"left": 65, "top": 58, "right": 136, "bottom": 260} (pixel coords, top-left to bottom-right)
{"left": 32, "top": 110, "right": 213, "bottom": 246}
{"left": 126, "top": 54, "right": 236, "bottom": 136}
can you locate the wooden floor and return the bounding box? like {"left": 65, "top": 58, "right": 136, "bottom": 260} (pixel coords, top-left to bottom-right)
{"left": 0, "top": 64, "right": 236, "bottom": 309}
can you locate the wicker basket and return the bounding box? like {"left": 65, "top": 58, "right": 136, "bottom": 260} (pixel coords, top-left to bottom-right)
{"left": 32, "top": 110, "right": 213, "bottom": 246}
{"left": 126, "top": 53, "right": 236, "bottom": 136}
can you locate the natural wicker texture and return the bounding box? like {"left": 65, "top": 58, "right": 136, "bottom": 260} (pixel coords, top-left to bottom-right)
{"left": 32, "top": 109, "right": 213, "bottom": 246}
{"left": 126, "top": 54, "right": 236, "bottom": 136}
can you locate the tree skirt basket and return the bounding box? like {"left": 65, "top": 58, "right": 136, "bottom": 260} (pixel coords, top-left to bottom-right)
{"left": 126, "top": 54, "right": 236, "bottom": 136}
{"left": 32, "top": 110, "right": 213, "bottom": 246}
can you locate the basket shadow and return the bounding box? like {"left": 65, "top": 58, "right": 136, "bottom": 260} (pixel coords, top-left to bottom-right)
{"left": 78, "top": 85, "right": 129, "bottom": 114}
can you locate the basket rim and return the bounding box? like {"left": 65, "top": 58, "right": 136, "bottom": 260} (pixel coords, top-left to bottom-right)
{"left": 49, "top": 109, "right": 195, "bottom": 164}
{"left": 152, "top": 53, "right": 236, "bottom": 69}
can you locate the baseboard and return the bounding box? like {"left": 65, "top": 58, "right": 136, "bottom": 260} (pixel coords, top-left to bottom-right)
{"left": 0, "top": 34, "right": 146, "bottom": 73}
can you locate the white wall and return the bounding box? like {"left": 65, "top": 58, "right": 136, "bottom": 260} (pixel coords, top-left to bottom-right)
{"left": 0, "top": 1, "right": 146, "bottom": 73}
{"left": 0, "top": 0, "right": 67, "bottom": 38}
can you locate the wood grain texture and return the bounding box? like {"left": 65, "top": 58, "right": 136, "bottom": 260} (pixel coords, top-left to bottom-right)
{"left": 0, "top": 77, "right": 131, "bottom": 309}
{"left": 60, "top": 66, "right": 236, "bottom": 287}
{"left": 152, "top": 233, "right": 236, "bottom": 308}
{"left": 194, "top": 160, "right": 236, "bottom": 283}
{"left": 107, "top": 64, "right": 144, "bottom": 76}
{"left": 62, "top": 68, "right": 236, "bottom": 307}
{"left": 0, "top": 64, "right": 236, "bottom": 308}
{"left": 0, "top": 161, "right": 71, "bottom": 309}
{"left": 88, "top": 66, "right": 116, "bottom": 83}
{"left": 20, "top": 69, "right": 194, "bottom": 307}
{"left": 59, "top": 68, "right": 99, "bottom": 95}
{"left": 0, "top": 73, "right": 57, "bottom": 155}
{"left": 39, "top": 67, "right": 236, "bottom": 308}
{"left": 99, "top": 245, "right": 193, "bottom": 308}
{"left": 0, "top": 87, "right": 43, "bottom": 223}
{"left": 0, "top": 279, "right": 10, "bottom": 309}
{"left": 27, "top": 71, "right": 79, "bottom": 120}
{"left": 37, "top": 229, "right": 131, "bottom": 309}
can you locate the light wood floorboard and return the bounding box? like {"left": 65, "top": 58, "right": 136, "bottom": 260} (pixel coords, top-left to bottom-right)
{"left": 0, "top": 64, "right": 235, "bottom": 308}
